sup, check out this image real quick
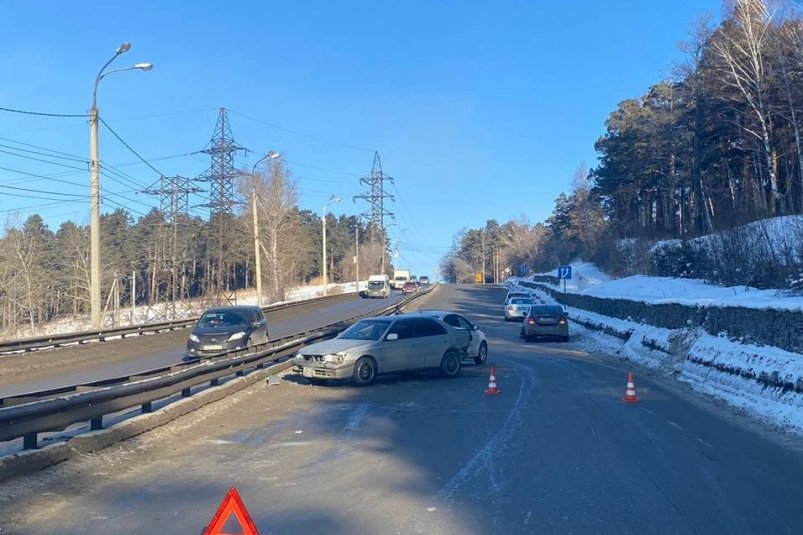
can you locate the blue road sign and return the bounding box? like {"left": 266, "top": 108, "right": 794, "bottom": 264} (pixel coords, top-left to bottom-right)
{"left": 558, "top": 265, "right": 572, "bottom": 280}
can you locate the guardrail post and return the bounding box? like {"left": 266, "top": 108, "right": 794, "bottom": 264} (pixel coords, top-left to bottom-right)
{"left": 181, "top": 387, "right": 191, "bottom": 397}
{"left": 142, "top": 402, "right": 152, "bottom": 413}
{"left": 90, "top": 416, "right": 103, "bottom": 431}
{"left": 236, "top": 370, "right": 245, "bottom": 377}
{"left": 23, "top": 433, "right": 37, "bottom": 450}
{"left": 210, "top": 378, "right": 220, "bottom": 387}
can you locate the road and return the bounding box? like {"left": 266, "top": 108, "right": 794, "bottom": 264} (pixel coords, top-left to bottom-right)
{"left": 1, "top": 285, "right": 802, "bottom": 534}
{"left": 0, "top": 292, "right": 406, "bottom": 398}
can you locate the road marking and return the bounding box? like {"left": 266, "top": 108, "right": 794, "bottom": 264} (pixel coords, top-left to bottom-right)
{"left": 667, "top": 420, "right": 684, "bottom": 431}
{"left": 696, "top": 437, "right": 714, "bottom": 449}
{"left": 643, "top": 408, "right": 655, "bottom": 415}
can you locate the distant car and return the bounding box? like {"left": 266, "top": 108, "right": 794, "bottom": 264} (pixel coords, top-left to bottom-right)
{"left": 402, "top": 281, "right": 418, "bottom": 294}
{"left": 419, "top": 276, "right": 430, "bottom": 285}
{"left": 521, "top": 305, "right": 569, "bottom": 342}
{"left": 417, "top": 310, "right": 487, "bottom": 365}
{"left": 292, "top": 315, "right": 464, "bottom": 385}
{"left": 505, "top": 297, "right": 536, "bottom": 321}
{"left": 185, "top": 306, "right": 269, "bottom": 359}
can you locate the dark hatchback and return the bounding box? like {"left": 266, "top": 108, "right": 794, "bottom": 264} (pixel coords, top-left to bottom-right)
{"left": 185, "top": 306, "right": 269, "bottom": 359}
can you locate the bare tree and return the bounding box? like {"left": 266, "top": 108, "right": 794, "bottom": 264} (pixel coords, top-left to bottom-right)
{"left": 713, "top": 0, "right": 781, "bottom": 213}
{"left": 251, "top": 158, "right": 301, "bottom": 301}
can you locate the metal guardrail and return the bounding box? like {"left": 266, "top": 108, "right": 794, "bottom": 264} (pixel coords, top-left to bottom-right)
{"left": 0, "top": 286, "right": 434, "bottom": 450}
{"left": 0, "top": 292, "right": 351, "bottom": 355}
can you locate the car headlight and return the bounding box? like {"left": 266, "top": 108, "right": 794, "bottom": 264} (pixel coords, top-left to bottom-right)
{"left": 323, "top": 353, "right": 346, "bottom": 364}
{"left": 227, "top": 331, "right": 247, "bottom": 342}
{"left": 189, "top": 334, "right": 200, "bottom": 343}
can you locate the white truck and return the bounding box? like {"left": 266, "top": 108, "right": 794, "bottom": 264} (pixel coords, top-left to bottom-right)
{"left": 392, "top": 269, "right": 411, "bottom": 290}
{"left": 366, "top": 274, "right": 390, "bottom": 298}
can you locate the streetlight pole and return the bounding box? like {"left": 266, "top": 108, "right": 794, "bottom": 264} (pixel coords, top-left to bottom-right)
{"left": 481, "top": 230, "right": 486, "bottom": 284}
{"left": 322, "top": 194, "right": 341, "bottom": 294}
{"left": 250, "top": 151, "right": 280, "bottom": 307}
{"left": 89, "top": 42, "right": 152, "bottom": 329}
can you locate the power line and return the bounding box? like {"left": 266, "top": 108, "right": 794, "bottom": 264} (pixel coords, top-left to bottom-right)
{"left": 0, "top": 106, "right": 88, "bottom": 118}
{"left": 0, "top": 182, "right": 85, "bottom": 198}
{"left": 0, "top": 147, "right": 88, "bottom": 171}
{"left": 229, "top": 109, "right": 374, "bottom": 153}
{"left": 0, "top": 164, "right": 84, "bottom": 189}
{"left": 0, "top": 142, "right": 88, "bottom": 164}
{"left": 98, "top": 116, "right": 166, "bottom": 178}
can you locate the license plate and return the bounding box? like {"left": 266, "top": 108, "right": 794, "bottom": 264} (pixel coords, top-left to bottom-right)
{"left": 203, "top": 344, "right": 223, "bottom": 351}
{"left": 538, "top": 317, "right": 552, "bottom": 322}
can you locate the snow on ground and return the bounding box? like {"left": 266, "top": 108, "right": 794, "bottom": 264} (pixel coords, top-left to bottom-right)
{"left": 651, "top": 214, "right": 803, "bottom": 263}
{"left": 534, "top": 261, "right": 803, "bottom": 311}
{"left": 505, "top": 277, "right": 803, "bottom": 435}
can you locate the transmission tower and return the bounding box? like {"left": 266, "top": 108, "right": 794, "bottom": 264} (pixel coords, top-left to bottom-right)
{"left": 144, "top": 176, "right": 203, "bottom": 318}
{"left": 354, "top": 151, "right": 394, "bottom": 273}
{"left": 198, "top": 108, "right": 246, "bottom": 304}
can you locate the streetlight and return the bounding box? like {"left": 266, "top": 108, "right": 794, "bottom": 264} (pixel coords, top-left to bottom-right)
{"left": 322, "top": 194, "right": 341, "bottom": 294}
{"left": 250, "top": 151, "right": 280, "bottom": 307}
{"left": 89, "top": 42, "right": 152, "bottom": 329}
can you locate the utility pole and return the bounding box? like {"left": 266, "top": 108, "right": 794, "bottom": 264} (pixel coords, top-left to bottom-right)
{"left": 481, "top": 230, "right": 486, "bottom": 284}
{"left": 89, "top": 42, "right": 152, "bottom": 329}
{"left": 354, "top": 152, "right": 394, "bottom": 275}
{"left": 355, "top": 225, "right": 360, "bottom": 292}
{"left": 322, "top": 195, "right": 342, "bottom": 295}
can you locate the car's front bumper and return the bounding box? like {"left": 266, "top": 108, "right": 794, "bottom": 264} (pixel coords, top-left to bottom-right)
{"left": 506, "top": 309, "right": 528, "bottom": 320}
{"left": 293, "top": 361, "right": 354, "bottom": 380}
{"left": 186, "top": 339, "right": 246, "bottom": 358}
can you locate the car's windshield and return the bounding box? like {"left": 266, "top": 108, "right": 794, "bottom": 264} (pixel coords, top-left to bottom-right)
{"left": 510, "top": 298, "right": 535, "bottom": 305}
{"left": 198, "top": 311, "right": 248, "bottom": 327}
{"left": 339, "top": 319, "right": 390, "bottom": 341}
{"left": 368, "top": 281, "right": 384, "bottom": 287}
{"left": 530, "top": 306, "right": 564, "bottom": 315}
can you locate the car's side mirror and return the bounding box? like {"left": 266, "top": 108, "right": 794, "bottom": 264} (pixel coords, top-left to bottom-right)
{"left": 386, "top": 333, "right": 399, "bottom": 341}
{"left": 564, "top": 311, "right": 570, "bottom": 316}
{"left": 473, "top": 324, "right": 479, "bottom": 331}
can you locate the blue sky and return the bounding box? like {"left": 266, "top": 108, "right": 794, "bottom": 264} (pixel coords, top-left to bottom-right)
{"left": 0, "top": 0, "right": 722, "bottom": 279}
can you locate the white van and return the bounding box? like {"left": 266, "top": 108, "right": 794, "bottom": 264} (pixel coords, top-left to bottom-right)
{"left": 366, "top": 274, "right": 390, "bottom": 298}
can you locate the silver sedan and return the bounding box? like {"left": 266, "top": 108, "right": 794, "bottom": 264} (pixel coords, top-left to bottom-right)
{"left": 292, "top": 316, "right": 464, "bottom": 386}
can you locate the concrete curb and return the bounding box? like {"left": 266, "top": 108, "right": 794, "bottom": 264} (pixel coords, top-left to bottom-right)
{"left": 0, "top": 360, "right": 293, "bottom": 483}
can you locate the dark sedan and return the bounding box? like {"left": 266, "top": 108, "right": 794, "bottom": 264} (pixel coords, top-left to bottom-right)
{"left": 185, "top": 306, "right": 269, "bottom": 359}
{"left": 521, "top": 305, "right": 569, "bottom": 342}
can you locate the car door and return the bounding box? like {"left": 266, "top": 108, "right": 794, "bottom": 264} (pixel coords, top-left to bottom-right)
{"left": 453, "top": 314, "right": 479, "bottom": 357}
{"left": 411, "top": 318, "right": 452, "bottom": 368}
{"left": 379, "top": 319, "right": 423, "bottom": 372}
{"left": 442, "top": 314, "right": 472, "bottom": 356}
{"left": 252, "top": 309, "right": 269, "bottom": 343}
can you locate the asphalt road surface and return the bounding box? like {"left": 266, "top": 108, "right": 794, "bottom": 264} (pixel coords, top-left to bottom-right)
{"left": 0, "top": 292, "right": 406, "bottom": 398}
{"left": 1, "top": 285, "right": 802, "bottom": 534}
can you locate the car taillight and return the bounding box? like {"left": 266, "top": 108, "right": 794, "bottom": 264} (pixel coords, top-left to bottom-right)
{"left": 527, "top": 318, "right": 535, "bottom": 325}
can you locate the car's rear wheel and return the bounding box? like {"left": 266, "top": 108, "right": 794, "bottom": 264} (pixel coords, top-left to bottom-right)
{"left": 353, "top": 357, "right": 377, "bottom": 386}
{"left": 474, "top": 342, "right": 488, "bottom": 365}
{"left": 440, "top": 350, "right": 461, "bottom": 378}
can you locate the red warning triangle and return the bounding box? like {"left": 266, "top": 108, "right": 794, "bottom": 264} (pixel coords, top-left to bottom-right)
{"left": 203, "top": 487, "right": 260, "bottom": 535}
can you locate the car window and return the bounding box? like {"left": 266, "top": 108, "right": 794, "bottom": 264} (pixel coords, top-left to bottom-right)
{"left": 510, "top": 298, "right": 534, "bottom": 305}
{"left": 529, "top": 305, "right": 564, "bottom": 315}
{"left": 339, "top": 319, "right": 390, "bottom": 341}
{"left": 412, "top": 318, "right": 447, "bottom": 337}
{"left": 387, "top": 319, "right": 416, "bottom": 340}
{"left": 454, "top": 315, "right": 473, "bottom": 329}
{"left": 199, "top": 311, "right": 247, "bottom": 326}
{"left": 442, "top": 314, "right": 460, "bottom": 328}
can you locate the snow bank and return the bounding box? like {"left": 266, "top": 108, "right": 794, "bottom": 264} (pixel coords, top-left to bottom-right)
{"left": 532, "top": 262, "right": 803, "bottom": 311}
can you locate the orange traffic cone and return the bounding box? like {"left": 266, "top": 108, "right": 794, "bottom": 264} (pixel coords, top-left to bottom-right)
{"left": 485, "top": 366, "right": 501, "bottom": 396}
{"left": 623, "top": 372, "right": 638, "bottom": 403}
